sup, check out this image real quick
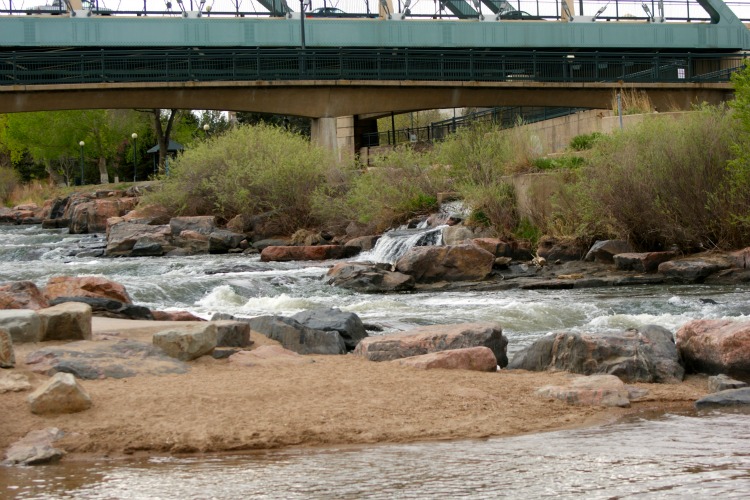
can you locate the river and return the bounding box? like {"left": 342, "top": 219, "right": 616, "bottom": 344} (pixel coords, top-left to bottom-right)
{"left": 1, "top": 224, "right": 749, "bottom": 498}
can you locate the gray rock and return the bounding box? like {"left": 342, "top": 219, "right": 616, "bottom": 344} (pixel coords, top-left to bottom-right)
{"left": 212, "top": 348, "right": 241, "bottom": 359}
{"left": 248, "top": 315, "right": 346, "bottom": 355}
{"left": 106, "top": 221, "right": 172, "bottom": 257}
{"left": 214, "top": 320, "right": 252, "bottom": 347}
{"left": 130, "top": 235, "right": 167, "bottom": 256}
{"left": 208, "top": 229, "right": 245, "bottom": 254}
{"left": 695, "top": 387, "right": 750, "bottom": 409}
{"left": 708, "top": 374, "right": 748, "bottom": 393}
{"left": 658, "top": 255, "right": 733, "bottom": 283}
{"left": 395, "top": 244, "right": 495, "bottom": 283}
{"left": 536, "top": 374, "right": 636, "bottom": 408}
{"left": 25, "top": 339, "right": 190, "bottom": 379}
{"left": 614, "top": 251, "right": 677, "bottom": 273}
{"left": 38, "top": 302, "right": 92, "bottom": 341}
{"left": 153, "top": 323, "right": 218, "bottom": 361}
{"left": 28, "top": 372, "right": 92, "bottom": 415}
{"left": 0, "top": 309, "right": 44, "bottom": 344}
{"left": 169, "top": 215, "right": 217, "bottom": 236}
{"left": 1, "top": 327, "right": 15, "bottom": 368}
{"left": 353, "top": 322, "right": 508, "bottom": 367}
{"left": 0, "top": 371, "right": 31, "bottom": 393}
{"left": 210, "top": 312, "right": 236, "bottom": 321}
{"left": 326, "top": 262, "right": 415, "bottom": 293}
{"left": 584, "top": 240, "right": 635, "bottom": 263}
{"left": 442, "top": 226, "right": 474, "bottom": 245}
{"left": 509, "top": 325, "right": 684, "bottom": 384}
{"left": 49, "top": 296, "right": 154, "bottom": 321}
{"left": 291, "top": 308, "right": 368, "bottom": 351}
{"left": 3, "top": 428, "right": 66, "bottom": 466}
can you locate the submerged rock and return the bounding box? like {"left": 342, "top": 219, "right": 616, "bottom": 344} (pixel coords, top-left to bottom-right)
{"left": 326, "top": 262, "right": 415, "bottom": 293}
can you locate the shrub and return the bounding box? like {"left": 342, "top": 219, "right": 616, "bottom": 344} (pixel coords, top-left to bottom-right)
{"left": 141, "top": 124, "right": 337, "bottom": 233}
{"left": 0, "top": 166, "right": 20, "bottom": 206}
{"left": 459, "top": 181, "right": 518, "bottom": 236}
{"left": 533, "top": 155, "right": 585, "bottom": 171}
{"left": 569, "top": 132, "right": 603, "bottom": 151}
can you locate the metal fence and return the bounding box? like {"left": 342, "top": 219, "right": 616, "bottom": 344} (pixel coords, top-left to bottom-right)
{"left": 0, "top": 48, "right": 746, "bottom": 86}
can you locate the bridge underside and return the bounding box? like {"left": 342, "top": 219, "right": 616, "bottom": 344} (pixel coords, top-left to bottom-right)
{"left": 0, "top": 81, "right": 734, "bottom": 117}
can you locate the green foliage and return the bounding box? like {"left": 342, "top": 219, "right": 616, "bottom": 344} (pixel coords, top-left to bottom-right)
{"left": 554, "top": 107, "right": 748, "bottom": 250}
{"left": 532, "top": 155, "right": 585, "bottom": 171}
{"left": 569, "top": 132, "right": 603, "bottom": 151}
{"left": 236, "top": 112, "right": 311, "bottom": 137}
{"left": 142, "top": 124, "right": 336, "bottom": 233}
{"left": 0, "top": 166, "right": 20, "bottom": 205}
{"left": 514, "top": 217, "right": 542, "bottom": 247}
{"left": 459, "top": 181, "right": 517, "bottom": 236}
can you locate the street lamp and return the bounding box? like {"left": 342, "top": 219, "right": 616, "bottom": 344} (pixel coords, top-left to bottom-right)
{"left": 131, "top": 133, "right": 138, "bottom": 183}
{"left": 78, "top": 141, "right": 85, "bottom": 186}
{"left": 203, "top": 123, "right": 210, "bottom": 137}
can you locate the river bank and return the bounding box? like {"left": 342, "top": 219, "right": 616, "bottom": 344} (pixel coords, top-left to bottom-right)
{"left": 1, "top": 318, "right": 708, "bottom": 461}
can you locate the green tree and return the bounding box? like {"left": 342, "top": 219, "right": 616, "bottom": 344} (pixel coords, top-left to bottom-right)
{"left": 236, "top": 112, "right": 311, "bottom": 137}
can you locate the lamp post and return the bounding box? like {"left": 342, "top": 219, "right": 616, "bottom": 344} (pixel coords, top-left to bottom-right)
{"left": 203, "top": 123, "right": 210, "bottom": 137}
{"left": 131, "top": 133, "right": 138, "bottom": 183}
{"left": 78, "top": 141, "right": 85, "bottom": 186}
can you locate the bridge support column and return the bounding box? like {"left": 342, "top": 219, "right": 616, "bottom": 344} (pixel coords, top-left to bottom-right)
{"left": 310, "top": 116, "right": 356, "bottom": 160}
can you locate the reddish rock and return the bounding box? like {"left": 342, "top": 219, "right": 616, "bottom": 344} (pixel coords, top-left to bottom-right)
{"left": 536, "top": 374, "right": 640, "bottom": 408}
{"left": 471, "top": 238, "right": 514, "bottom": 257}
{"left": 729, "top": 247, "right": 750, "bottom": 269}
{"left": 0, "top": 281, "right": 49, "bottom": 310}
{"left": 614, "top": 251, "right": 677, "bottom": 273}
{"left": 152, "top": 310, "right": 205, "bottom": 321}
{"left": 676, "top": 319, "right": 750, "bottom": 380}
{"left": 106, "top": 221, "right": 172, "bottom": 256}
{"left": 393, "top": 346, "right": 498, "bottom": 372}
{"left": 44, "top": 276, "right": 132, "bottom": 304}
{"left": 353, "top": 322, "right": 507, "bottom": 367}
{"left": 326, "top": 262, "right": 415, "bottom": 293}
{"left": 120, "top": 204, "right": 172, "bottom": 225}
{"left": 170, "top": 216, "right": 217, "bottom": 236}
{"left": 261, "top": 245, "right": 359, "bottom": 262}
{"left": 395, "top": 244, "right": 494, "bottom": 282}
{"left": 69, "top": 198, "right": 138, "bottom": 234}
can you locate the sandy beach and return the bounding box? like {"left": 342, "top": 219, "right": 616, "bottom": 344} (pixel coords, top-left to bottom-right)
{"left": 1, "top": 318, "right": 708, "bottom": 459}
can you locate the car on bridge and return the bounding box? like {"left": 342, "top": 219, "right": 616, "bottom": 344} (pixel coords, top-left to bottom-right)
{"left": 306, "top": 7, "right": 378, "bottom": 19}
{"left": 498, "top": 10, "right": 543, "bottom": 20}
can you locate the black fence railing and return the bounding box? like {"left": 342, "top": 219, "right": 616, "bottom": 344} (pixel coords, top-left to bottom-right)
{"left": 0, "top": 48, "right": 746, "bottom": 86}
{"left": 362, "top": 106, "right": 585, "bottom": 147}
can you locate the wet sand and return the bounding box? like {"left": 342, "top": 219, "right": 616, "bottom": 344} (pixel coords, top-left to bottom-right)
{"left": 1, "top": 318, "right": 707, "bottom": 459}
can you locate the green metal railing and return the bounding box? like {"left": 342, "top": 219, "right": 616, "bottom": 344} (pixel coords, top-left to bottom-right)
{"left": 0, "top": 48, "right": 746, "bottom": 86}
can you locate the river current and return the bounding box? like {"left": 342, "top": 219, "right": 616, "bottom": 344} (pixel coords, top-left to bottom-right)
{"left": 1, "top": 224, "right": 749, "bottom": 498}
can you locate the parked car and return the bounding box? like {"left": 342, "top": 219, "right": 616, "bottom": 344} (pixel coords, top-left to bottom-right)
{"left": 498, "top": 10, "right": 543, "bottom": 20}
{"left": 306, "top": 7, "right": 377, "bottom": 19}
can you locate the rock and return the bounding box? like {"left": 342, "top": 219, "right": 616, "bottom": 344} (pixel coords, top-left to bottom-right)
{"left": 471, "top": 238, "right": 516, "bottom": 258}
{"left": 248, "top": 315, "right": 346, "bottom": 355}
{"left": 44, "top": 276, "right": 132, "bottom": 304}
{"left": 393, "top": 346, "right": 498, "bottom": 372}
{"left": 353, "top": 322, "right": 508, "bottom": 367}
{"left": 442, "top": 226, "right": 474, "bottom": 245}
{"left": 695, "top": 388, "right": 750, "bottom": 409}
{"left": 48, "top": 296, "right": 153, "bottom": 320}
{"left": 658, "top": 254, "right": 734, "bottom": 283}
{"left": 226, "top": 213, "right": 254, "bottom": 234}
{"left": 252, "top": 238, "right": 291, "bottom": 251}
{"left": 676, "top": 319, "right": 750, "bottom": 380}
{"left": 212, "top": 348, "right": 241, "bottom": 359}
{"left": 708, "top": 374, "right": 748, "bottom": 393}
{"left": 614, "top": 252, "right": 677, "bottom": 273}
{"left": 395, "top": 244, "right": 495, "bottom": 282}
{"left": 169, "top": 230, "right": 209, "bottom": 255}
{"left": 260, "top": 245, "right": 359, "bottom": 262}
{"left": 0, "top": 328, "right": 14, "bottom": 368}
{"left": 536, "top": 236, "right": 587, "bottom": 262}
{"left": 38, "top": 302, "right": 92, "bottom": 342}
{"left": 3, "top": 428, "right": 66, "bottom": 465}
{"left": 208, "top": 229, "right": 245, "bottom": 254}
{"left": 0, "top": 309, "right": 44, "bottom": 343}
{"left": 0, "top": 281, "right": 49, "bottom": 310}
{"left": 153, "top": 323, "right": 218, "bottom": 361}
{"left": 0, "top": 371, "right": 31, "bottom": 393}
{"left": 152, "top": 310, "right": 205, "bottom": 321}
{"left": 291, "top": 228, "right": 324, "bottom": 246}
{"left": 291, "top": 308, "right": 367, "bottom": 351}
{"left": 214, "top": 320, "right": 252, "bottom": 347}
{"left": 120, "top": 204, "right": 172, "bottom": 225}
{"left": 228, "top": 345, "right": 314, "bottom": 367}
{"left": 536, "top": 374, "right": 638, "bottom": 408}
{"left": 28, "top": 372, "right": 92, "bottom": 415}
{"left": 25, "top": 339, "right": 189, "bottom": 379}
{"left": 130, "top": 235, "right": 168, "bottom": 256}
{"left": 69, "top": 198, "right": 137, "bottom": 234}
{"left": 584, "top": 240, "right": 635, "bottom": 263}
{"left": 106, "top": 221, "right": 172, "bottom": 257}
{"left": 509, "top": 325, "right": 684, "bottom": 383}
{"left": 345, "top": 235, "right": 380, "bottom": 252}
{"left": 169, "top": 215, "right": 217, "bottom": 236}
{"left": 326, "top": 262, "right": 415, "bottom": 293}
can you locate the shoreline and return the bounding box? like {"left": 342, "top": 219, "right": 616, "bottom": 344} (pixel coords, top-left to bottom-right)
{"left": 1, "top": 319, "right": 708, "bottom": 463}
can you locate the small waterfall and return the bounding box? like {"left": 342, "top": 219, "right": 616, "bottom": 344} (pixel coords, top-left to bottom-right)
{"left": 358, "top": 226, "right": 446, "bottom": 265}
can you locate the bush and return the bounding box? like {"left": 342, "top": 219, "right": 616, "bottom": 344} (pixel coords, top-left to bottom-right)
{"left": 533, "top": 155, "right": 585, "bottom": 171}
{"left": 569, "top": 132, "right": 603, "bottom": 151}
{"left": 0, "top": 166, "right": 20, "bottom": 206}
{"left": 555, "top": 107, "right": 747, "bottom": 250}
{"left": 459, "top": 181, "right": 517, "bottom": 236}
{"left": 141, "top": 124, "right": 337, "bottom": 233}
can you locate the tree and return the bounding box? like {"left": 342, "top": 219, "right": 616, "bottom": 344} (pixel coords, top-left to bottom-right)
{"left": 147, "top": 108, "right": 179, "bottom": 174}
{"left": 236, "top": 112, "right": 311, "bottom": 137}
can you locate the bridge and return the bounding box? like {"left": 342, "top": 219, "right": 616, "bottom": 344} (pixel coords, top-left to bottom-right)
{"left": 1, "top": 0, "right": 749, "bottom": 153}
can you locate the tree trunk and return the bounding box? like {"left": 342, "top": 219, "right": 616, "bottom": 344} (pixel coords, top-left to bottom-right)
{"left": 153, "top": 108, "right": 178, "bottom": 174}
{"left": 45, "top": 159, "right": 66, "bottom": 186}
{"left": 98, "top": 157, "right": 109, "bottom": 184}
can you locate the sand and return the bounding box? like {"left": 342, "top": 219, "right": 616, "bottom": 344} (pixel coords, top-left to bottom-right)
{"left": 0, "top": 318, "right": 708, "bottom": 459}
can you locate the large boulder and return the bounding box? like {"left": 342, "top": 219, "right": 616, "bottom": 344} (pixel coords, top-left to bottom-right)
{"left": 260, "top": 245, "right": 359, "bottom": 262}
{"left": 69, "top": 198, "right": 137, "bottom": 234}
{"left": 48, "top": 296, "right": 153, "bottom": 320}
{"left": 508, "top": 325, "right": 684, "bottom": 383}
{"left": 248, "top": 315, "right": 346, "bottom": 355}
{"left": 291, "top": 308, "right": 367, "bottom": 351}
{"left": 169, "top": 216, "right": 217, "bottom": 236}
{"left": 536, "top": 374, "right": 644, "bottom": 408}
{"left": 3, "top": 428, "right": 66, "bottom": 466}
{"left": 44, "top": 276, "right": 132, "bottom": 304}
{"left": 584, "top": 240, "right": 635, "bottom": 263}
{"left": 0, "top": 328, "right": 14, "bottom": 368}
{"left": 106, "top": 221, "right": 172, "bottom": 257}
{"left": 614, "top": 252, "right": 677, "bottom": 273}
{"left": 395, "top": 244, "right": 495, "bottom": 282}
{"left": 213, "top": 320, "right": 252, "bottom": 347}
{"left": 442, "top": 226, "right": 474, "bottom": 245}
{"left": 393, "top": 346, "right": 498, "bottom": 372}
{"left": 153, "top": 323, "right": 218, "bottom": 361}
{"left": 676, "top": 319, "right": 750, "bottom": 380}
{"left": 326, "top": 262, "right": 415, "bottom": 293}
{"left": 658, "top": 254, "right": 734, "bottom": 283}
{"left": 38, "top": 302, "right": 92, "bottom": 342}
{"left": 353, "top": 322, "right": 508, "bottom": 367}
{"left": 0, "top": 281, "right": 49, "bottom": 310}
{"left": 344, "top": 235, "right": 380, "bottom": 252}
{"left": 208, "top": 229, "right": 245, "bottom": 254}
{"left": 0, "top": 309, "right": 44, "bottom": 343}
{"left": 27, "top": 372, "right": 92, "bottom": 415}
{"left": 25, "top": 339, "right": 189, "bottom": 379}
{"left": 695, "top": 388, "right": 750, "bottom": 409}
